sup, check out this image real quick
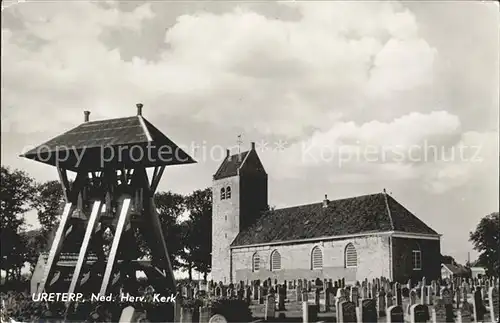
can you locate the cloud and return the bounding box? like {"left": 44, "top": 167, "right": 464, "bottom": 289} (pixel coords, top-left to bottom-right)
{"left": 2, "top": 1, "right": 438, "bottom": 139}
{"left": 258, "top": 110, "right": 496, "bottom": 194}
{"left": 423, "top": 131, "right": 499, "bottom": 194}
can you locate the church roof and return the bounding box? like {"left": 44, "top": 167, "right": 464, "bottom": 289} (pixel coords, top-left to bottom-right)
{"left": 231, "top": 193, "right": 439, "bottom": 247}
{"left": 21, "top": 115, "right": 196, "bottom": 171}
{"left": 213, "top": 151, "right": 250, "bottom": 180}
{"left": 441, "top": 263, "right": 469, "bottom": 276}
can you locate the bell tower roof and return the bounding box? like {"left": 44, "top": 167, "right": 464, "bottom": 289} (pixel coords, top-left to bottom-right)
{"left": 21, "top": 107, "right": 196, "bottom": 171}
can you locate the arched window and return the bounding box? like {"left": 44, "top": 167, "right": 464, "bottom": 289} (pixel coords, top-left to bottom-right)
{"left": 311, "top": 246, "right": 323, "bottom": 270}
{"left": 252, "top": 253, "right": 260, "bottom": 272}
{"left": 220, "top": 187, "right": 225, "bottom": 200}
{"left": 270, "top": 250, "right": 281, "bottom": 271}
{"left": 345, "top": 243, "right": 358, "bottom": 268}
{"left": 412, "top": 244, "right": 422, "bottom": 270}
{"left": 226, "top": 186, "right": 231, "bottom": 199}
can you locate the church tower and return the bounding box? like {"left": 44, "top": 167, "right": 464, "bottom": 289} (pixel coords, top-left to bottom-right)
{"left": 211, "top": 142, "right": 268, "bottom": 283}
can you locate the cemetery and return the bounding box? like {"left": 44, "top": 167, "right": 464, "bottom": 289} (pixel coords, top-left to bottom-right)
{"left": 170, "top": 275, "right": 498, "bottom": 323}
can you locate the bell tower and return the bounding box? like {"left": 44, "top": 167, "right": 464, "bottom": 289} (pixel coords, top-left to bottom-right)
{"left": 22, "top": 104, "right": 196, "bottom": 318}
{"left": 211, "top": 142, "right": 268, "bottom": 283}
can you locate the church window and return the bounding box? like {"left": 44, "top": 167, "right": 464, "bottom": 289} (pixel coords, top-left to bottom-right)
{"left": 220, "top": 187, "right": 225, "bottom": 200}
{"left": 412, "top": 244, "right": 422, "bottom": 270}
{"left": 226, "top": 186, "right": 231, "bottom": 199}
{"left": 311, "top": 246, "right": 323, "bottom": 270}
{"left": 270, "top": 250, "right": 281, "bottom": 271}
{"left": 345, "top": 243, "right": 358, "bottom": 268}
{"left": 252, "top": 253, "right": 260, "bottom": 272}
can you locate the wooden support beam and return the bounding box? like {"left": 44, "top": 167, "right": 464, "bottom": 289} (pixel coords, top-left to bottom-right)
{"left": 150, "top": 165, "right": 165, "bottom": 193}
{"left": 36, "top": 203, "right": 75, "bottom": 294}
{"left": 99, "top": 198, "right": 132, "bottom": 295}
{"left": 146, "top": 197, "right": 176, "bottom": 292}
{"left": 57, "top": 167, "right": 71, "bottom": 202}
{"left": 67, "top": 201, "right": 102, "bottom": 299}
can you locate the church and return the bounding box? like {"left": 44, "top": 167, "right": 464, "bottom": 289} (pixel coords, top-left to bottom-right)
{"left": 211, "top": 143, "right": 441, "bottom": 284}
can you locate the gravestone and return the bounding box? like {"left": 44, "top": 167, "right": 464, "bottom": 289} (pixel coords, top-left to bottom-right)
{"left": 420, "top": 285, "right": 426, "bottom": 305}
{"left": 377, "top": 289, "right": 386, "bottom": 317}
{"left": 328, "top": 288, "right": 336, "bottom": 307}
{"left": 314, "top": 288, "right": 320, "bottom": 310}
{"left": 302, "top": 289, "right": 309, "bottom": 302}
{"left": 237, "top": 287, "right": 244, "bottom": 300}
{"left": 278, "top": 286, "right": 286, "bottom": 311}
{"left": 119, "top": 306, "right": 136, "bottom": 322}
{"left": 259, "top": 286, "right": 264, "bottom": 305}
{"left": 432, "top": 299, "right": 451, "bottom": 323}
{"left": 395, "top": 285, "right": 402, "bottom": 306}
{"left": 426, "top": 286, "right": 433, "bottom": 305}
{"left": 441, "top": 287, "right": 452, "bottom": 305}
{"left": 351, "top": 286, "right": 359, "bottom": 306}
{"left": 473, "top": 287, "right": 485, "bottom": 322}
{"left": 488, "top": 287, "right": 498, "bottom": 323}
{"left": 265, "top": 294, "right": 276, "bottom": 320}
{"left": 324, "top": 288, "right": 331, "bottom": 312}
{"left": 209, "top": 314, "right": 228, "bottom": 323}
{"left": 410, "top": 304, "right": 429, "bottom": 323}
{"left": 387, "top": 305, "right": 404, "bottom": 323}
{"left": 408, "top": 289, "right": 417, "bottom": 314}
{"left": 457, "top": 300, "right": 472, "bottom": 323}
{"left": 303, "top": 302, "right": 318, "bottom": 323}
{"left": 361, "top": 298, "right": 377, "bottom": 323}
{"left": 253, "top": 284, "right": 259, "bottom": 301}
{"left": 386, "top": 291, "right": 394, "bottom": 308}
{"left": 341, "top": 301, "right": 357, "bottom": 323}
{"left": 361, "top": 286, "right": 368, "bottom": 299}
{"left": 245, "top": 286, "right": 251, "bottom": 303}
{"left": 296, "top": 286, "right": 302, "bottom": 302}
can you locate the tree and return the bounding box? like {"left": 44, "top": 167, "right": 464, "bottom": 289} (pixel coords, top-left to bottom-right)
{"left": 469, "top": 212, "right": 499, "bottom": 277}
{"left": 32, "top": 180, "right": 65, "bottom": 235}
{"left": 21, "top": 229, "right": 46, "bottom": 272}
{"left": 154, "top": 191, "right": 186, "bottom": 270}
{"left": 0, "top": 166, "right": 36, "bottom": 282}
{"left": 183, "top": 188, "right": 212, "bottom": 281}
{"left": 441, "top": 254, "right": 457, "bottom": 265}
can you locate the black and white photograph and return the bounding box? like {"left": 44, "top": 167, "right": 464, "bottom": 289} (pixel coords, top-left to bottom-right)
{"left": 1, "top": 0, "right": 499, "bottom": 322}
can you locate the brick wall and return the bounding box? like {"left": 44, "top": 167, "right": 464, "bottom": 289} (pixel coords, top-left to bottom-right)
{"left": 231, "top": 235, "right": 391, "bottom": 283}
{"left": 391, "top": 237, "right": 441, "bottom": 283}
{"left": 211, "top": 176, "right": 240, "bottom": 283}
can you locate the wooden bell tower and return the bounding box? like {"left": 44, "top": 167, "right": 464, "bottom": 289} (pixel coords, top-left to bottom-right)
{"left": 22, "top": 104, "right": 196, "bottom": 299}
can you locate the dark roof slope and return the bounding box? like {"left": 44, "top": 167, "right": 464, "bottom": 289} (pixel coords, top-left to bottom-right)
{"left": 26, "top": 117, "right": 147, "bottom": 151}
{"left": 21, "top": 116, "right": 196, "bottom": 171}
{"left": 442, "top": 263, "right": 469, "bottom": 275}
{"left": 386, "top": 195, "right": 438, "bottom": 235}
{"left": 231, "top": 193, "right": 439, "bottom": 246}
{"left": 213, "top": 151, "right": 249, "bottom": 180}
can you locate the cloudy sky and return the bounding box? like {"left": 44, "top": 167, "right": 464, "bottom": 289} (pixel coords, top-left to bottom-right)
{"left": 2, "top": 0, "right": 498, "bottom": 265}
